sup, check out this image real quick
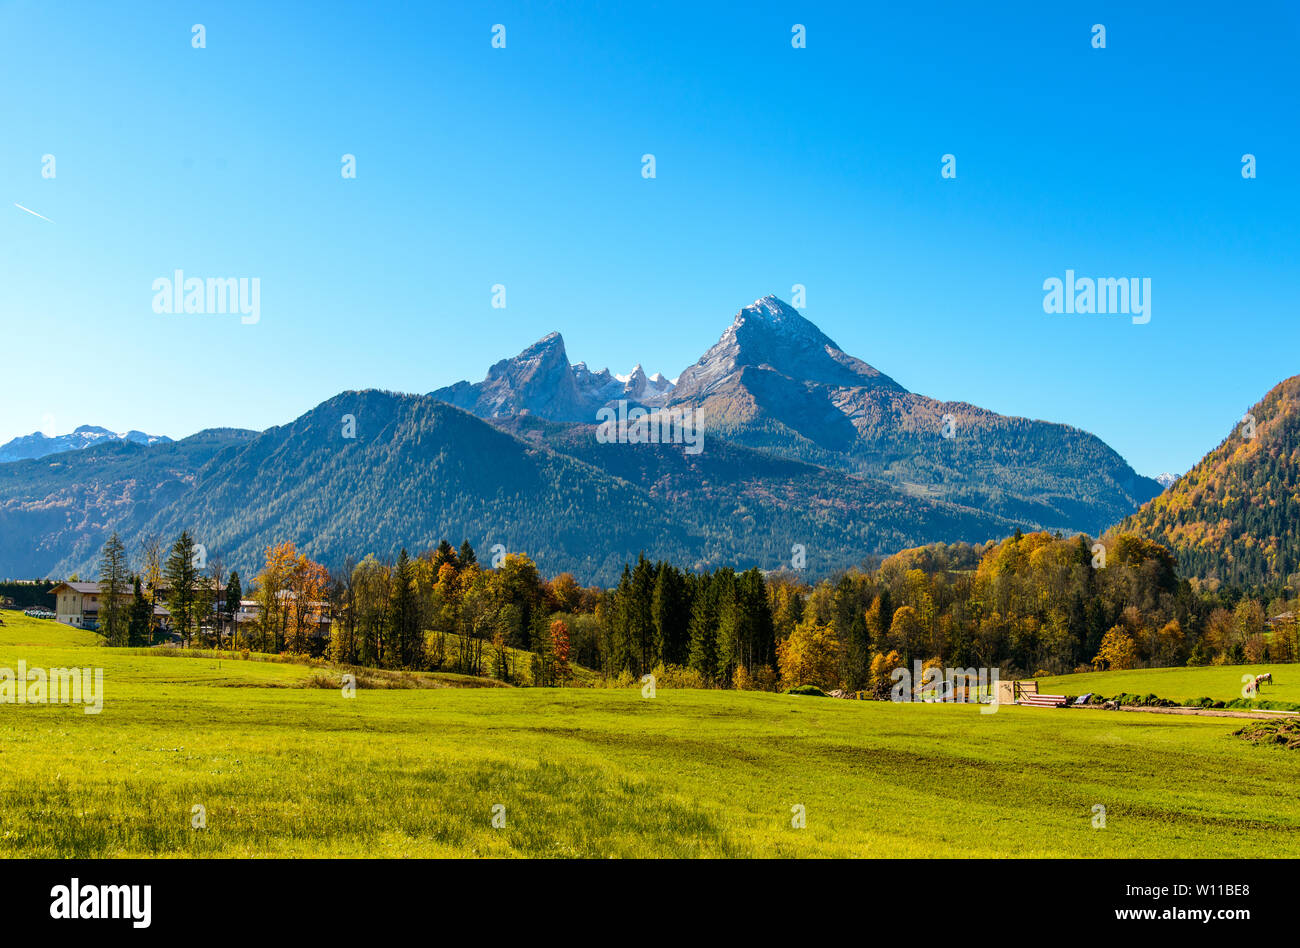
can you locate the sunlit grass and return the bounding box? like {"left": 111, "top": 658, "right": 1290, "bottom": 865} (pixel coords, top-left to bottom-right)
{"left": 1038, "top": 664, "right": 1300, "bottom": 705}
{"left": 0, "top": 611, "right": 98, "bottom": 647}
{"left": 2, "top": 620, "right": 1299, "bottom": 857}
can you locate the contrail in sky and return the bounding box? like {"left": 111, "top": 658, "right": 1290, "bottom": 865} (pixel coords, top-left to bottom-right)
{"left": 14, "top": 203, "right": 54, "bottom": 223}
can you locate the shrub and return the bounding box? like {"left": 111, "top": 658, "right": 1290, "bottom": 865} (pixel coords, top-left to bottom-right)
{"left": 785, "top": 684, "right": 828, "bottom": 697}
{"left": 750, "top": 664, "right": 779, "bottom": 692}
{"left": 652, "top": 663, "right": 706, "bottom": 689}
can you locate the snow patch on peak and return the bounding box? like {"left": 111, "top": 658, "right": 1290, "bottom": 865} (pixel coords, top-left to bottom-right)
{"left": 0, "top": 426, "right": 172, "bottom": 463}
{"left": 615, "top": 363, "right": 674, "bottom": 404}
{"left": 671, "top": 295, "right": 907, "bottom": 399}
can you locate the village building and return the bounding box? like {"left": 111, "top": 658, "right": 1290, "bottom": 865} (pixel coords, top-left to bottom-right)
{"left": 48, "top": 581, "right": 170, "bottom": 632}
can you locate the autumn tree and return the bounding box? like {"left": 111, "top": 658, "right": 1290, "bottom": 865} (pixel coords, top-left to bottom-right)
{"left": 1092, "top": 626, "right": 1139, "bottom": 671}
{"left": 141, "top": 534, "right": 164, "bottom": 645}
{"left": 550, "top": 618, "right": 571, "bottom": 685}
{"left": 254, "top": 542, "right": 298, "bottom": 652}
{"left": 776, "top": 617, "right": 843, "bottom": 691}
{"left": 868, "top": 649, "right": 903, "bottom": 698}
{"left": 286, "top": 553, "right": 329, "bottom": 654}
{"left": 548, "top": 572, "right": 583, "bottom": 615}
{"left": 351, "top": 555, "right": 391, "bottom": 666}
{"left": 888, "top": 605, "right": 924, "bottom": 662}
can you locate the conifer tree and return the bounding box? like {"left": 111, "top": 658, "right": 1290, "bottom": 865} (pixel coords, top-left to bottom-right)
{"left": 128, "top": 577, "right": 153, "bottom": 646}
{"left": 458, "top": 540, "right": 477, "bottom": 567}
{"left": 163, "top": 530, "right": 199, "bottom": 647}
{"left": 224, "top": 570, "right": 242, "bottom": 649}
{"left": 96, "top": 532, "right": 129, "bottom": 646}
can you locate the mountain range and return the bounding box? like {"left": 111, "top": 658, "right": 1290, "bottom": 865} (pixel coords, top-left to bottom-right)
{"left": 0, "top": 296, "right": 1177, "bottom": 585}
{"left": 0, "top": 425, "right": 171, "bottom": 463}
{"left": 432, "top": 331, "right": 675, "bottom": 421}
{"left": 435, "top": 296, "right": 1161, "bottom": 531}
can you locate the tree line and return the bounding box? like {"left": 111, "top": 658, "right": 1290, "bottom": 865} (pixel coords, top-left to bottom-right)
{"left": 94, "top": 530, "right": 240, "bottom": 648}
{"left": 93, "top": 528, "right": 1300, "bottom": 690}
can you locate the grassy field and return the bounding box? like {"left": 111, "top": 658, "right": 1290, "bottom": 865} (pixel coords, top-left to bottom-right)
{"left": 0, "top": 612, "right": 98, "bottom": 648}
{"left": 3, "top": 611, "right": 1300, "bottom": 857}
{"left": 1037, "top": 664, "right": 1300, "bottom": 705}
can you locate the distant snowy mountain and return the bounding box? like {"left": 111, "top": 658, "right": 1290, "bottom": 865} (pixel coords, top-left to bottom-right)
{"left": 0, "top": 425, "right": 172, "bottom": 463}
{"left": 430, "top": 334, "right": 674, "bottom": 420}
{"left": 1155, "top": 472, "right": 1179, "bottom": 489}
{"left": 618, "top": 364, "right": 674, "bottom": 405}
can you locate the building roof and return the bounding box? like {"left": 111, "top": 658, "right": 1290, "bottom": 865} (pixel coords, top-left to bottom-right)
{"left": 51, "top": 581, "right": 225, "bottom": 597}
{"left": 50, "top": 581, "right": 118, "bottom": 595}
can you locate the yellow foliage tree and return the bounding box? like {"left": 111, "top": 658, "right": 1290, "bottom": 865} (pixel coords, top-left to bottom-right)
{"left": 776, "top": 617, "right": 843, "bottom": 691}
{"left": 1092, "top": 625, "right": 1139, "bottom": 671}
{"left": 868, "top": 649, "right": 903, "bottom": 698}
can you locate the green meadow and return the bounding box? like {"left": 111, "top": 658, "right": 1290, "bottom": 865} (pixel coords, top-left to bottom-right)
{"left": 1036, "top": 664, "right": 1300, "bottom": 705}
{"left": 2, "top": 613, "right": 1299, "bottom": 858}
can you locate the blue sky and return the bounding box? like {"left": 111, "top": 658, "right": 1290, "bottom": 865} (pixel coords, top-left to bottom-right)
{"left": 2, "top": 0, "right": 1296, "bottom": 477}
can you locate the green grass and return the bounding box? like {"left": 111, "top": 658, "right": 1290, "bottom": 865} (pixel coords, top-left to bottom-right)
{"left": 3, "top": 618, "right": 1300, "bottom": 857}
{"left": 1037, "top": 664, "right": 1300, "bottom": 705}
{"left": 0, "top": 611, "right": 99, "bottom": 648}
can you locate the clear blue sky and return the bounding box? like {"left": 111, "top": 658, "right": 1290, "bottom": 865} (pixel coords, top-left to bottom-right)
{"left": 2, "top": 0, "right": 1296, "bottom": 477}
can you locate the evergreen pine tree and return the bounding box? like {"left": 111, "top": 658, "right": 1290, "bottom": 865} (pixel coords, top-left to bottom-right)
{"left": 688, "top": 574, "right": 719, "bottom": 684}
{"left": 96, "top": 532, "right": 129, "bottom": 646}
{"left": 128, "top": 577, "right": 153, "bottom": 646}
{"left": 458, "top": 540, "right": 477, "bottom": 567}
{"left": 225, "top": 570, "right": 243, "bottom": 649}
{"left": 163, "top": 530, "right": 199, "bottom": 647}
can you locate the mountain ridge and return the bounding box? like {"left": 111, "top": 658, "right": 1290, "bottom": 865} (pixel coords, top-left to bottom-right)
{"left": 1121, "top": 375, "right": 1300, "bottom": 589}
{"left": 0, "top": 296, "right": 1188, "bottom": 585}
{"left": 0, "top": 425, "right": 173, "bottom": 464}
{"left": 432, "top": 295, "right": 1161, "bottom": 534}
{"left": 0, "top": 391, "right": 1019, "bottom": 584}
{"left": 431, "top": 333, "right": 674, "bottom": 421}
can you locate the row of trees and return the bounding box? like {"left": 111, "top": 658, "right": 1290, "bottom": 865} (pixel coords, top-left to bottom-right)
{"left": 325, "top": 541, "right": 574, "bottom": 684}
{"left": 319, "top": 530, "right": 1299, "bottom": 689}
{"left": 764, "top": 530, "right": 1299, "bottom": 692}
{"left": 93, "top": 528, "right": 1300, "bottom": 691}
{"left": 95, "top": 530, "right": 239, "bottom": 648}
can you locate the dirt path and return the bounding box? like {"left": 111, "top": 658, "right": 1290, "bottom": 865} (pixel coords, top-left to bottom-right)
{"left": 1116, "top": 705, "right": 1300, "bottom": 720}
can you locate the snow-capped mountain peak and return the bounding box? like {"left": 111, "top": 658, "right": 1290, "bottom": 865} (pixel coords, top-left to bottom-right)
{"left": 0, "top": 425, "right": 172, "bottom": 463}
{"left": 673, "top": 295, "right": 905, "bottom": 400}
